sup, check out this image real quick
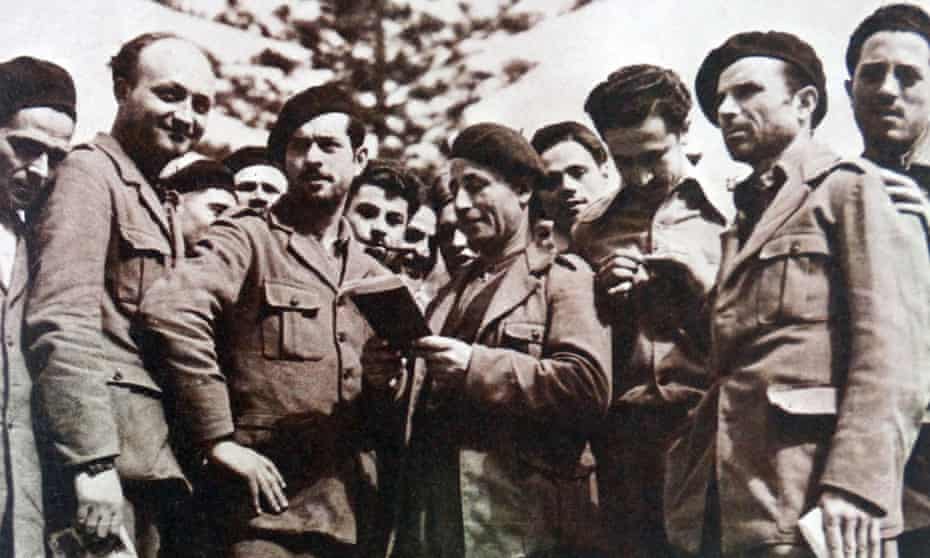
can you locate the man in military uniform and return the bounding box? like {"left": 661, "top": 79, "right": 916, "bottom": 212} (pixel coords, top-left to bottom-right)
{"left": 393, "top": 123, "right": 611, "bottom": 557}
{"left": 26, "top": 32, "right": 215, "bottom": 557}
{"left": 665, "top": 31, "right": 930, "bottom": 557}
{"left": 140, "top": 84, "right": 403, "bottom": 558}
{"left": 576, "top": 64, "right": 732, "bottom": 558}
{"left": 845, "top": 5, "right": 930, "bottom": 556}
{"left": 0, "top": 56, "right": 76, "bottom": 558}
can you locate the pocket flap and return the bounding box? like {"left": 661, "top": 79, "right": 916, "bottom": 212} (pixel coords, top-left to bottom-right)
{"left": 759, "top": 234, "right": 829, "bottom": 260}
{"left": 264, "top": 281, "right": 321, "bottom": 311}
{"left": 502, "top": 322, "right": 545, "bottom": 343}
{"left": 767, "top": 385, "right": 838, "bottom": 415}
{"left": 119, "top": 224, "right": 171, "bottom": 254}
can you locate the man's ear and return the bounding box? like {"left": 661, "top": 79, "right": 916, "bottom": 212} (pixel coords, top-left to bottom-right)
{"left": 795, "top": 84, "right": 819, "bottom": 123}
{"left": 353, "top": 145, "right": 369, "bottom": 176}
{"left": 113, "top": 77, "right": 131, "bottom": 103}
{"left": 518, "top": 183, "right": 533, "bottom": 207}
{"left": 844, "top": 78, "right": 854, "bottom": 105}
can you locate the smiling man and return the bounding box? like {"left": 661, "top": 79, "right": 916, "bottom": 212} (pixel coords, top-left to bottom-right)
{"left": 575, "top": 64, "right": 732, "bottom": 558}
{"left": 0, "top": 56, "right": 75, "bottom": 558}
{"left": 26, "top": 33, "right": 215, "bottom": 557}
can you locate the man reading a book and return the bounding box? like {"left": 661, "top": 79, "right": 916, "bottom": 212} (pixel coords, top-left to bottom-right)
{"left": 139, "top": 84, "right": 405, "bottom": 558}
{"left": 392, "top": 123, "right": 612, "bottom": 557}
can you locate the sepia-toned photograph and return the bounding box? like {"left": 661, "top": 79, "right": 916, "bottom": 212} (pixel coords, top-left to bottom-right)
{"left": 1, "top": 1, "right": 929, "bottom": 557}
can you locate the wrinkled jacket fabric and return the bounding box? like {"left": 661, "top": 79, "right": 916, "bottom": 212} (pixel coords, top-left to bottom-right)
{"left": 27, "top": 133, "right": 186, "bottom": 486}
{"left": 140, "top": 205, "right": 399, "bottom": 548}
{"left": 0, "top": 234, "right": 44, "bottom": 558}
{"left": 394, "top": 242, "right": 611, "bottom": 558}
{"left": 665, "top": 143, "right": 930, "bottom": 555}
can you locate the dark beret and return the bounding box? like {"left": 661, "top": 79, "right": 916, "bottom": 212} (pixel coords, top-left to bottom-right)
{"left": 450, "top": 123, "right": 545, "bottom": 187}
{"left": 847, "top": 4, "right": 930, "bottom": 75}
{"left": 267, "top": 84, "right": 362, "bottom": 166}
{"left": 162, "top": 159, "right": 234, "bottom": 195}
{"left": 695, "top": 31, "right": 827, "bottom": 128}
{"left": 0, "top": 56, "right": 76, "bottom": 122}
{"left": 223, "top": 145, "right": 283, "bottom": 175}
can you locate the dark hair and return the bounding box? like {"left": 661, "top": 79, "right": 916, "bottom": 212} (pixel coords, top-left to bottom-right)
{"left": 348, "top": 159, "right": 420, "bottom": 218}
{"left": 530, "top": 121, "right": 608, "bottom": 166}
{"left": 427, "top": 172, "right": 454, "bottom": 212}
{"left": 110, "top": 32, "right": 214, "bottom": 90}
{"left": 585, "top": 64, "right": 692, "bottom": 135}
{"left": 847, "top": 3, "right": 930, "bottom": 75}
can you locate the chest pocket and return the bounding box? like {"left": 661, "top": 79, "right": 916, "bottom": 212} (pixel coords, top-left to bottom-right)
{"left": 112, "top": 224, "right": 171, "bottom": 308}
{"left": 261, "top": 281, "right": 328, "bottom": 361}
{"left": 756, "top": 233, "right": 831, "bottom": 324}
{"left": 500, "top": 322, "right": 545, "bottom": 359}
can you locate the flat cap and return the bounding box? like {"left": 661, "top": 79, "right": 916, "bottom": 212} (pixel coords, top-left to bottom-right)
{"left": 450, "top": 123, "right": 545, "bottom": 186}
{"left": 267, "top": 84, "right": 362, "bottom": 166}
{"left": 0, "top": 56, "right": 76, "bottom": 121}
{"left": 162, "top": 159, "right": 234, "bottom": 194}
{"left": 695, "top": 31, "right": 827, "bottom": 128}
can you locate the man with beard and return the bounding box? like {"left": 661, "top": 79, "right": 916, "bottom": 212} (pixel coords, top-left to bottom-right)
{"left": 224, "top": 145, "right": 288, "bottom": 214}
{"left": 0, "top": 56, "right": 76, "bottom": 558}
{"left": 345, "top": 159, "right": 419, "bottom": 269}
{"left": 140, "top": 84, "right": 404, "bottom": 558}
{"left": 393, "top": 123, "right": 611, "bottom": 557}
{"left": 575, "top": 64, "right": 732, "bottom": 558}
{"left": 845, "top": 5, "right": 930, "bottom": 556}
{"left": 26, "top": 33, "right": 215, "bottom": 557}
{"left": 530, "top": 120, "right": 614, "bottom": 253}
{"left": 664, "top": 31, "right": 930, "bottom": 557}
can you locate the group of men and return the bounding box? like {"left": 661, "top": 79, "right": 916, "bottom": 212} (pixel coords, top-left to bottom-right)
{"left": 3, "top": 3, "right": 930, "bottom": 558}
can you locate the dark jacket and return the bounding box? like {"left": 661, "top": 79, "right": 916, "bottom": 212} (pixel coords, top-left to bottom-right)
{"left": 394, "top": 242, "right": 611, "bottom": 558}
{"left": 27, "top": 133, "right": 186, "bottom": 486}
{"left": 664, "top": 143, "right": 930, "bottom": 555}
{"left": 140, "top": 203, "right": 400, "bottom": 548}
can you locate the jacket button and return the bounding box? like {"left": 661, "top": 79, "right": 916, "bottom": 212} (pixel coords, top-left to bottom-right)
{"left": 335, "top": 296, "right": 345, "bottom": 306}
{"left": 113, "top": 372, "right": 123, "bottom": 381}
{"left": 531, "top": 331, "right": 541, "bottom": 341}
{"left": 337, "top": 332, "right": 347, "bottom": 343}
{"left": 290, "top": 297, "right": 299, "bottom": 307}
{"left": 790, "top": 241, "right": 801, "bottom": 254}
{"left": 5, "top": 337, "right": 12, "bottom": 347}
{"left": 343, "top": 368, "right": 353, "bottom": 379}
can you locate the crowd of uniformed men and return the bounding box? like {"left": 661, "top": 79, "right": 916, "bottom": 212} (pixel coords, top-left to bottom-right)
{"left": 3, "top": 3, "right": 930, "bottom": 558}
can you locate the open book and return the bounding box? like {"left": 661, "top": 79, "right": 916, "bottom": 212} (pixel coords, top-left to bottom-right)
{"left": 342, "top": 274, "right": 431, "bottom": 347}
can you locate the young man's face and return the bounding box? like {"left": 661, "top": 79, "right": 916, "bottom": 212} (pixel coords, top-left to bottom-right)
{"left": 0, "top": 106, "right": 74, "bottom": 212}
{"left": 233, "top": 164, "right": 288, "bottom": 212}
{"left": 284, "top": 112, "right": 367, "bottom": 212}
{"left": 401, "top": 205, "right": 438, "bottom": 278}
{"left": 450, "top": 158, "right": 529, "bottom": 256}
{"left": 116, "top": 39, "right": 215, "bottom": 166}
{"left": 346, "top": 184, "right": 409, "bottom": 259}
{"left": 178, "top": 187, "right": 236, "bottom": 246}
{"left": 848, "top": 31, "right": 930, "bottom": 159}
{"left": 715, "top": 57, "right": 808, "bottom": 166}
{"left": 538, "top": 140, "right": 610, "bottom": 230}
{"left": 603, "top": 113, "right": 686, "bottom": 193}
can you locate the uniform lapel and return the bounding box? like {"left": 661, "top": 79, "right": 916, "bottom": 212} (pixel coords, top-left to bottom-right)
{"left": 474, "top": 244, "right": 547, "bottom": 339}
{"left": 8, "top": 235, "right": 27, "bottom": 304}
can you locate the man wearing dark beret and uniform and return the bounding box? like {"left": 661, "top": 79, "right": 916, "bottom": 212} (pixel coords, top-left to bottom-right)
{"left": 140, "top": 83, "right": 405, "bottom": 558}
{"left": 664, "top": 31, "right": 930, "bottom": 557}
{"left": 25, "top": 32, "right": 215, "bottom": 558}
{"left": 224, "top": 145, "right": 288, "bottom": 214}
{"left": 844, "top": 6, "right": 930, "bottom": 556}
{"left": 0, "top": 56, "right": 75, "bottom": 558}
{"left": 160, "top": 157, "right": 237, "bottom": 249}
{"left": 392, "top": 123, "right": 611, "bottom": 557}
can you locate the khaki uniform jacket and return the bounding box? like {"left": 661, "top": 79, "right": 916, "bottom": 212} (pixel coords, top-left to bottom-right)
{"left": 140, "top": 204, "right": 398, "bottom": 547}
{"left": 0, "top": 233, "right": 44, "bottom": 558}
{"left": 27, "top": 133, "right": 186, "bottom": 486}
{"left": 395, "top": 242, "right": 611, "bottom": 557}
{"left": 664, "top": 143, "right": 930, "bottom": 555}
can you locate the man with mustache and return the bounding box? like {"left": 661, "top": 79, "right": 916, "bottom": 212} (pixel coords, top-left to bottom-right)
{"left": 574, "top": 64, "right": 732, "bottom": 558}
{"left": 530, "top": 120, "right": 614, "bottom": 253}
{"left": 0, "top": 56, "right": 76, "bottom": 558}
{"left": 25, "top": 32, "right": 215, "bottom": 557}
{"left": 224, "top": 145, "right": 288, "bottom": 214}
{"left": 665, "top": 31, "right": 930, "bottom": 557}
{"left": 140, "top": 84, "right": 404, "bottom": 558}
{"left": 845, "top": 5, "right": 930, "bottom": 556}
{"left": 393, "top": 123, "right": 611, "bottom": 557}
{"left": 345, "top": 158, "right": 419, "bottom": 269}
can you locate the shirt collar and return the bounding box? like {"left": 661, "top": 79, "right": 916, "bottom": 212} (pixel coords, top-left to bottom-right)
{"left": 91, "top": 132, "right": 151, "bottom": 190}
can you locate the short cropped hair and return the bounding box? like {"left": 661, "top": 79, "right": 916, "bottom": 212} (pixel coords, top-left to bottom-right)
{"left": 348, "top": 159, "right": 420, "bottom": 218}
{"left": 846, "top": 3, "right": 930, "bottom": 75}
{"left": 585, "top": 64, "right": 692, "bottom": 135}
{"left": 530, "top": 121, "right": 608, "bottom": 166}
